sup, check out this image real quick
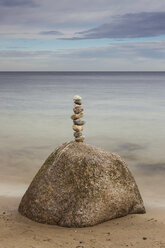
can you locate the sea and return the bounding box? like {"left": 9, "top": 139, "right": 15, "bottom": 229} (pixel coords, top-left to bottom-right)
{"left": 0, "top": 72, "right": 165, "bottom": 208}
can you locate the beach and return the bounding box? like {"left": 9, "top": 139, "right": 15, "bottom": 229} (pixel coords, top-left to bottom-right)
{"left": 0, "top": 157, "right": 165, "bottom": 248}
{"left": 0, "top": 72, "right": 165, "bottom": 247}
{"left": 0, "top": 196, "right": 165, "bottom": 248}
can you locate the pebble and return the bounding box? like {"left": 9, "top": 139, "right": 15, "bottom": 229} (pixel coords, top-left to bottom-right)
{"left": 71, "top": 112, "right": 83, "bottom": 120}
{"left": 73, "top": 95, "right": 82, "bottom": 101}
{"left": 74, "top": 131, "right": 82, "bottom": 138}
{"left": 143, "top": 237, "right": 147, "bottom": 240}
{"left": 74, "top": 104, "right": 81, "bottom": 108}
{"left": 72, "top": 125, "right": 83, "bottom": 132}
{"left": 75, "top": 136, "right": 85, "bottom": 142}
{"left": 74, "top": 100, "right": 82, "bottom": 105}
{"left": 74, "top": 119, "right": 85, "bottom": 126}
{"left": 74, "top": 104, "right": 82, "bottom": 108}
{"left": 73, "top": 107, "right": 83, "bottom": 114}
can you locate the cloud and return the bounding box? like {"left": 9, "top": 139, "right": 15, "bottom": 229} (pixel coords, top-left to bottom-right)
{"left": 1, "top": 41, "right": 165, "bottom": 60}
{"left": 0, "top": 0, "right": 165, "bottom": 30}
{"left": 0, "top": 0, "right": 165, "bottom": 71}
{"left": 0, "top": 50, "right": 52, "bottom": 58}
{"left": 68, "top": 41, "right": 165, "bottom": 60}
{"left": 0, "top": 0, "right": 165, "bottom": 43}
{"left": 39, "top": 30, "right": 63, "bottom": 36}
{"left": 71, "top": 12, "right": 165, "bottom": 39}
{"left": 7, "top": 46, "right": 28, "bottom": 49}
{"left": 0, "top": 0, "right": 38, "bottom": 7}
{"left": 1, "top": 41, "right": 165, "bottom": 71}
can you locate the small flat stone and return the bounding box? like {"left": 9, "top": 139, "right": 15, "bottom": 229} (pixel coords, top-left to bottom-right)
{"left": 73, "top": 107, "right": 84, "bottom": 114}
{"left": 74, "top": 119, "right": 85, "bottom": 126}
{"left": 72, "top": 125, "right": 83, "bottom": 132}
{"left": 74, "top": 104, "right": 81, "bottom": 108}
{"left": 73, "top": 95, "right": 82, "bottom": 101}
{"left": 74, "top": 132, "right": 82, "bottom": 138}
{"left": 75, "top": 136, "right": 85, "bottom": 142}
{"left": 74, "top": 100, "right": 82, "bottom": 105}
{"left": 71, "top": 112, "right": 83, "bottom": 120}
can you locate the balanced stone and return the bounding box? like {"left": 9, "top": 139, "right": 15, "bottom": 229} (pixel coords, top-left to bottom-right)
{"left": 18, "top": 141, "right": 145, "bottom": 227}
{"left": 74, "top": 104, "right": 83, "bottom": 109}
{"left": 73, "top": 107, "right": 83, "bottom": 114}
{"left": 74, "top": 119, "right": 85, "bottom": 126}
{"left": 73, "top": 95, "right": 82, "bottom": 101}
{"left": 72, "top": 125, "right": 83, "bottom": 132}
{"left": 71, "top": 112, "right": 83, "bottom": 120}
{"left": 74, "top": 131, "right": 82, "bottom": 138}
{"left": 75, "top": 136, "right": 85, "bottom": 142}
{"left": 74, "top": 104, "right": 82, "bottom": 108}
{"left": 74, "top": 100, "right": 82, "bottom": 105}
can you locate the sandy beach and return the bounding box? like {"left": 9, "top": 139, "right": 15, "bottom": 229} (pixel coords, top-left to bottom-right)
{"left": 0, "top": 196, "right": 164, "bottom": 248}
{"left": 0, "top": 161, "right": 165, "bottom": 248}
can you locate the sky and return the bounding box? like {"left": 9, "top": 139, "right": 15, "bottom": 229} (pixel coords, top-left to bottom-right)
{"left": 0, "top": 0, "right": 165, "bottom": 71}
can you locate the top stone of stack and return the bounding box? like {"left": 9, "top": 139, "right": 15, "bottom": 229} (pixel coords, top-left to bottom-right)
{"left": 73, "top": 95, "right": 82, "bottom": 101}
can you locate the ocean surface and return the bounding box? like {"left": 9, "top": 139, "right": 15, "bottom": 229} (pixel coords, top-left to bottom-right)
{"left": 0, "top": 72, "right": 165, "bottom": 208}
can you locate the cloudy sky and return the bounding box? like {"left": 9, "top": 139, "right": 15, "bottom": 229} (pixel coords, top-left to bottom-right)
{"left": 0, "top": 0, "right": 165, "bottom": 71}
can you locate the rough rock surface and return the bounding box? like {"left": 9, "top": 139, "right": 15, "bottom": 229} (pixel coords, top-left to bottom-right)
{"left": 19, "top": 141, "right": 145, "bottom": 227}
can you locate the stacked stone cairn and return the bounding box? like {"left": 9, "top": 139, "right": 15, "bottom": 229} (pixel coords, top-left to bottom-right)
{"left": 71, "top": 95, "right": 85, "bottom": 142}
{"left": 18, "top": 95, "right": 146, "bottom": 227}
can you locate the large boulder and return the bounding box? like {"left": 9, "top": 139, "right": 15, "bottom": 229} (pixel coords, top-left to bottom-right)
{"left": 19, "top": 141, "right": 145, "bottom": 227}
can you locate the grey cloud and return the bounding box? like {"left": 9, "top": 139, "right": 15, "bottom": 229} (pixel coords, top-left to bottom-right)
{"left": 39, "top": 31, "right": 63, "bottom": 35}
{"left": 1, "top": 41, "right": 165, "bottom": 60}
{"left": 7, "top": 46, "right": 28, "bottom": 49}
{"left": 0, "top": 50, "right": 49, "bottom": 58}
{"left": 119, "top": 42, "right": 165, "bottom": 59}
{"left": 0, "top": 0, "right": 165, "bottom": 34}
{"left": 0, "top": 0, "right": 165, "bottom": 30}
{"left": 73, "top": 12, "right": 165, "bottom": 39}
{"left": 62, "top": 41, "right": 165, "bottom": 60}
{"left": 0, "top": 32, "right": 30, "bottom": 35}
{"left": 1, "top": 41, "right": 165, "bottom": 70}
{"left": 0, "top": 0, "right": 38, "bottom": 7}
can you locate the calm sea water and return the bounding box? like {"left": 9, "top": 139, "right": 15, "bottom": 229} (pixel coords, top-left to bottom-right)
{"left": 0, "top": 72, "right": 165, "bottom": 207}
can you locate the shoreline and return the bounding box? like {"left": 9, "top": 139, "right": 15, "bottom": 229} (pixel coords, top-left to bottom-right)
{"left": 0, "top": 196, "right": 165, "bottom": 248}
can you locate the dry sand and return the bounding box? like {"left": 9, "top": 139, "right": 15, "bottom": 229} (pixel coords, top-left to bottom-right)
{"left": 0, "top": 196, "right": 165, "bottom": 248}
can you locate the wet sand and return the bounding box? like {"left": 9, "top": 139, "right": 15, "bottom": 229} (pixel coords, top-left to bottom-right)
{"left": 0, "top": 196, "right": 165, "bottom": 248}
